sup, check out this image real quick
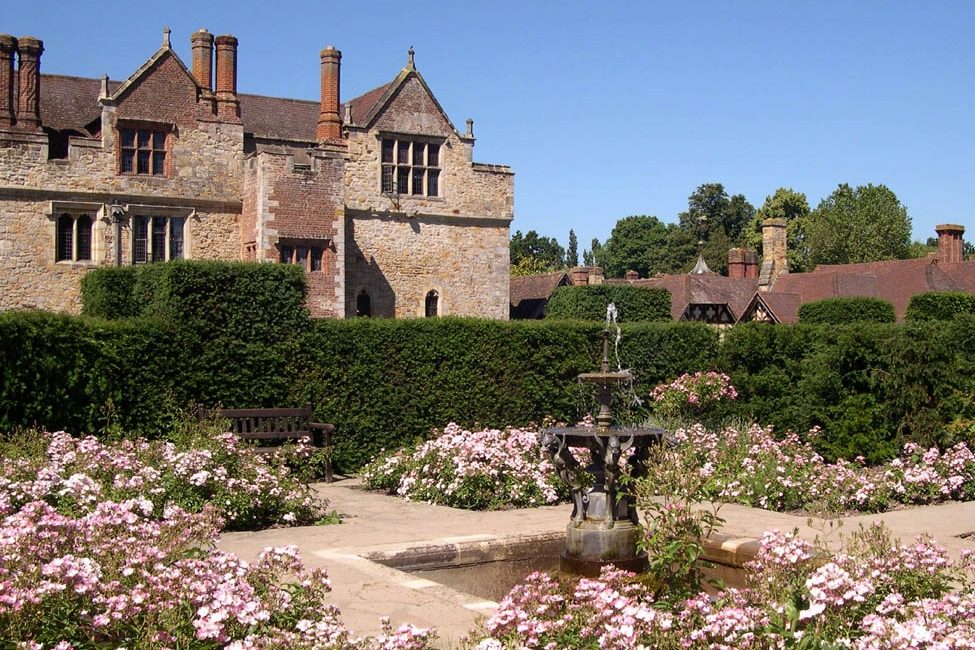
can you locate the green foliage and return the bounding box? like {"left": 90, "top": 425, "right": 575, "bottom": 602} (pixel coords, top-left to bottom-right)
{"left": 747, "top": 188, "right": 812, "bottom": 272}
{"left": 806, "top": 183, "right": 912, "bottom": 265}
{"left": 566, "top": 229, "right": 579, "bottom": 267}
{"left": 720, "top": 320, "right": 975, "bottom": 463}
{"left": 905, "top": 291, "right": 975, "bottom": 321}
{"left": 509, "top": 229, "right": 566, "bottom": 270}
{"left": 677, "top": 183, "right": 756, "bottom": 274}
{"left": 509, "top": 256, "right": 555, "bottom": 277}
{"left": 798, "top": 297, "right": 896, "bottom": 324}
{"left": 545, "top": 285, "right": 671, "bottom": 323}
{"left": 600, "top": 215, "right": 694, "bottom": 278}
{"left": 79, "top": 267, "right": 140, "bottom": 319}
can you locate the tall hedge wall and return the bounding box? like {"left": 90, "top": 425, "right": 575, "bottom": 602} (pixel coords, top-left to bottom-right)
{"left": 7, "top": 262, "right": 975, "bottom": 470}
{"left": 797, "top": 297, "right": 896, "bottom": 324}
{"left": 720, "top": 319, "right": 975, "bottom": 463}
{"left": 906, "top": 291, "right": 975, "bottom": 321}
{"left": 545, "top": 285, "right": 671, "bottom": 322}
{"left": 291, "top": 318, "right": 718, "bottom": 468}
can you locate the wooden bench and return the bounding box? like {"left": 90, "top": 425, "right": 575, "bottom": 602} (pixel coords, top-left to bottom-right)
{"left": 215, "top": 403, "right": 335, "bottom": 482}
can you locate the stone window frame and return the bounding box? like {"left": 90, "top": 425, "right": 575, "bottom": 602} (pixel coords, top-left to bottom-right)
{"left": 124, "top": 204, "right": 195, "bottom": 265}
{"left": 46, "top": 201, "right": 105, "bottom": 266}
{"left": 379, "top": 134, "right": 444, "bottom": 199}
{"left": 278, "top": 237, "right": 331, "bottom": 273}
{"left": 117, "top": 121, "right": 174, "bottom": 177}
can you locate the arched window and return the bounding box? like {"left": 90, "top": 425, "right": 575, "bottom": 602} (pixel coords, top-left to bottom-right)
{"left": 425, "top": 290, "right": 439, "bottom": 318}
{"left": 356, "top": 290, "right": 372, "bottom": 317}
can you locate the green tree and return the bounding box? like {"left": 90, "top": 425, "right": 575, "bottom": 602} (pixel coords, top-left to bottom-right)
{"left": 510, "top": 256, "right": 555, "bottom": 277}
{"left": 566, "top": 229, "right": 579, "bottom": 267}
{"left": 583, "top": 237, "right": 605, "bottom": 268}
{"left": 509, "top": 230, "right": 566, "bottom": 270}
{"left": 748, "top": 188, "right": 812, "bottom": 272}
{"left": 677, "top": 183, "right": 755, "bottom": 274}
{"left": 806, "top": 183, "right": 912, "bottom": 265}
{"left": 597, "top": 216, "right": 697, "bottom": 279}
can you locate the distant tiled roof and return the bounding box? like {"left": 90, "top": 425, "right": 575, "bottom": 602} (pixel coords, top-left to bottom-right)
{"left": 510, "top": 271, "right": 570, "bottom": 307}
{"left": 39, "top": 73, "right": 390, "bottom": 142}
{"left": 765, "top": 257, "right": 975, "bottom": 321}
{"left": 621, "top": 274, "right": 758, "bottom": 321}
{"left": 41, "top": 75, "right": 121, "bottom": 135}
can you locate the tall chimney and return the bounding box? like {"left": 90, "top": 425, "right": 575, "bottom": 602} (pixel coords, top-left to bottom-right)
{"left": 0, "top": 35, "right": 15, "bottom": 128}
{"left": 759, "top": 218, "right": 788, "bottom": 290}
{"left": 191, "top": 29, "right": 214, "bottom": 92}
{"left": 317, "top": 45, "right": 342, "bottom": 142}
{"left": 214, "top": 34, "right": 239, "bottom": 120}
{"left": 936, "top": 224, "right": 965, "bottom": 264}
{"left": 728, "top": 248, "right": 746, "bottom": 279}
{"left": 744, "top": 249, "right": 758, "bottom": 279}
{"left": 16, "top": 36, "right": 43, "bottom": 129}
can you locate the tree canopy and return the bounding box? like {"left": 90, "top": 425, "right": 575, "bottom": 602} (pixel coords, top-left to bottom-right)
{"left": 599, "top": 215, "right": 693, "bottom": 278}
{"left": 805, "top": 183, "right": 911, "bottom": 265}
{"left": 509, "top": 230, "right": 566, "bottom": 271}
{"left": 748, "top": 187, "right": 812, "bottom": 272}
{"left": 676, "top": 183, "right": 755, "bottom": 274}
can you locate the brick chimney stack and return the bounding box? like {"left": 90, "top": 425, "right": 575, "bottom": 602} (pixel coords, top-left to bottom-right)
{"left": 758, "top": 218, "right": 788, "bottom": 290}
{"left": 936, "top": 224, "right": 965, "bottom": 264}
{"left": 16, "top": 36, "right": 43, "bottom": 130}
{"left": 214, "top": 34, "right": 240, "bottom": 120}
{"left": 0, "top": 35, "right": 15, "bottom": 128}
{"left": 728, "top": 248, "right": 759, "bottom": 279}
{"left": 317, "top": 45, "right": 342, "bottom": 142}
{"left": 191, "top": 29, "right": 214, "bottom": 92}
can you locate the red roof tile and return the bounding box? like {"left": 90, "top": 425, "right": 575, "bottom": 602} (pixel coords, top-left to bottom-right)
{"left": 510, "top": 271, "right": 570, "bottom": 307}
{"left": 39, "top": 73, "right": 389, "bottom": 142}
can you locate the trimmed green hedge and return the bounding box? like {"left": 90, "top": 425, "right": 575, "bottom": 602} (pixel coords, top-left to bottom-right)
{"left": 8, "top": 262, "right": 975, "bottom": 469}
{"left": 80, "top": 267, "right": 139, "bottom": 319}
{"left": 545, "top": 285, "right": 671, "bottom": 322}
{"left": 906, "top": 291, "right": 975, "bottom": 321}
{"left": 797, "top": 297, "right": 896, "bottom": 324}
{"left": 720, "top": 319, "right": 975, "bottom": 463}
{"left": 292, "top": 318, "right": 718, "bottom": 469}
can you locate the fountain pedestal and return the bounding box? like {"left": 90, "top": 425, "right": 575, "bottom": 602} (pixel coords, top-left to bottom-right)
{"left": 541, "top": 324, "right": 664, "bottom": 577}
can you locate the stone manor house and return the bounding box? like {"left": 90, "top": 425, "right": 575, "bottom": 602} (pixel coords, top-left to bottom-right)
{"left": 0, "top": 28, "right": 514, "bottom": 318}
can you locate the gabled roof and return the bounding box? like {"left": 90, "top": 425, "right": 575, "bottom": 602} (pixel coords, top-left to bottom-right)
{"left": 41, "top": 74, "right": 121, "bottom": 136}
{"left": 108, "top": 41, "right": 198, "bottom": 105}
{"left": 39, "top": 70, "right": 406, "bottom": 144}
{"left": 766, "top": 256, "right": 970, "bottom": 321}
{"left": 738, "top": 292, "right": 802, "bottom": 324}
{"left": 624, "top": 274, "right": 758, "bottom": 321}
{"left": 510, "top": 271, "right": 570, "bottom": 307}
{"left": 350, "top": 57, "right": 463, "bottom": 137}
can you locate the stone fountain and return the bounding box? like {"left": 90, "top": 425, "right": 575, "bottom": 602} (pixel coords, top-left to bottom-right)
{"left": 541, "top": 307, "right": 664, "bottom": 576}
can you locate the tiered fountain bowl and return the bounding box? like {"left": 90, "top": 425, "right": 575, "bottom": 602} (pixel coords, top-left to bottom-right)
{"left": 541, "top": 327, "right": 664, "bottom": 577}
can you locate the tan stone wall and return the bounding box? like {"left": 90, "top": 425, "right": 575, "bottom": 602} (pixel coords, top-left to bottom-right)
{"left": 346, "top": 211, "right": 509, "bottom": 319}
{"left": 344, "top": 77, "right": 513, "bottom": 221}
{"left": 0, "top": 113, "right": 243, "bottom": 312}
{"left": 342, "top": 74, "right": 513, "bottom": 320}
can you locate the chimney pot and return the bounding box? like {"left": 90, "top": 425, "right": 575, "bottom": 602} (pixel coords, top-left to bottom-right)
{"left": 191, "top": 28, "right": 214, "bottom": 92}
{"left": 214, "top": 34, "right": 240, "bottom": 121}
{"left": 16, "top": 36, "right": 43, "bottom": 130}
{"left": 935, "top": 223, "right": 965, "bottom": 264}
{"left": 0, "top": 34, "right": 16, "bottom": 128}
{"left": 317, "top": 45, "right": 342, "bottom": 143}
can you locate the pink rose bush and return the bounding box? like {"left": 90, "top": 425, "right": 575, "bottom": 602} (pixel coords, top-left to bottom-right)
{"left": 360, "top": 423, "right": 568, "bottom": 510}
{"left": 0, "top": 429, "right": 326, "bottom": 530}
{"left": 474, "top": 526, "right": 975, "bottom": 649}
{"left": 0, "top": 497, "right": 434, "bottom": 648}
{"left": 644, "top": 423, "right": 975, "bottom": 513}
{"left": 651, "top": 372, "right": 738, "bottom": 423}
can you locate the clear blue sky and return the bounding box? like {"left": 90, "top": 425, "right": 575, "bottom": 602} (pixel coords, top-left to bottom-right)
{"left": 8, "top": 0, "right": 974, "bottom": 254}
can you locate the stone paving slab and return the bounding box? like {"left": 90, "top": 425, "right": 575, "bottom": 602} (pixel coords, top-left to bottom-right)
{"left": 218, "top": 478, "right": 975, "bottom": 649}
